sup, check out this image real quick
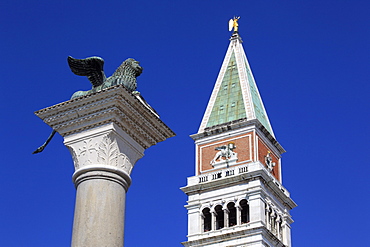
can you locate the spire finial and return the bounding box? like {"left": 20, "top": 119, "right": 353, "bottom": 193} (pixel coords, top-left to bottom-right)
{"left": 228, "top": 16, "right": 240, "bottom": 32}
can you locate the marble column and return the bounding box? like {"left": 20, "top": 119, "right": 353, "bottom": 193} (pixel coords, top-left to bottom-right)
{"left": 35, "top": 85, "right": 175, "bottom": 247}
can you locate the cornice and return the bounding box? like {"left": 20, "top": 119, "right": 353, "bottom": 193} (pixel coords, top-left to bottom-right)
{"left": 191, "top": 118, "right": 285, "bottom": 155}
{"left": 35, "top": 85, "right": 175, "bottom": 149}
{"left": 182, "top": 226, "right": 286, "bottom": 247}
{"left": 181, "top": 162, "right": 296, "bottom": 210}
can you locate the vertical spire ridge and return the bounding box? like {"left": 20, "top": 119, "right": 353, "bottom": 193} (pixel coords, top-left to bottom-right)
{"left": 198, "top": 20, "right": 274, "bottom": 137}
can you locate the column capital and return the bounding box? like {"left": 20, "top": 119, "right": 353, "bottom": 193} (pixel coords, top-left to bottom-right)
{"left": 65, "top": 124, "right": 142, "bottom": 176}
{"left": 35, "top": 85, "right": 175, "bottom": 178}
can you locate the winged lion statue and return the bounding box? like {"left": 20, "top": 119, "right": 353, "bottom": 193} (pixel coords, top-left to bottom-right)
{"left": 33, "top": 56, "right": 143, "bottom": 154}
{"left": 67, "top": 56, "right": 143, "bottom": 99}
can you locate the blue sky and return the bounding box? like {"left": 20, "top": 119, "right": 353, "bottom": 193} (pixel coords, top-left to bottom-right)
{"left": 0, "top": 1, "right": 369, "bottom": 246}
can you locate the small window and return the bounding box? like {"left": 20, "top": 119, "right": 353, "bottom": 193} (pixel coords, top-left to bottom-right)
{"left": 202, "top": 208, "right": 211, "bottom": 232}
{"left": 227, "top": 202, "right": 237, "bottom": 227}
{"left": 215, "top": 205, "right": 224, "bottom": 230}
{"left": 240, "top": 199, "right": 250, "bottom": 224}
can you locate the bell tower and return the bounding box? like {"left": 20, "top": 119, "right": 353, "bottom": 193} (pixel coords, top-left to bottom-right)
{"left": 181, "top": 19, "right": 296, "bottom": 247}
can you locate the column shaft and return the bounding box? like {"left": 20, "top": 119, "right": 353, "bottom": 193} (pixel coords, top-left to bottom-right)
{"left": 71, "top": 168, "right": 131, "bottom": 247}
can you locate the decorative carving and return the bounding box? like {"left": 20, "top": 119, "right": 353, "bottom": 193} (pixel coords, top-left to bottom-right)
{"left": 68, "top": 56, "right": 143, "bottom": 99}
{"left": 65, "top": 134, "right": 133, "bottom": 173}
{"left": 34, "top": 84, "right": 175, "bottom": 159}
{"left": 35, "top": 85, "right": 174, "bottom": 149}
{"left": 97, "top": 135, "right": 132, "bottom": 173}
{"left": 265, "top": 197, "right": 284, "bottom": 239}
{"left": 78, "top": 139, "right": 97, "bottom": 167}
{"left": 265, "top": 151, "right": 275, "bottom": 172}
{"left": 210, "top": 142, "right": 238, "bottom": 167}
{"left": 67, "top": 146, "right": 79, "bottom": 169}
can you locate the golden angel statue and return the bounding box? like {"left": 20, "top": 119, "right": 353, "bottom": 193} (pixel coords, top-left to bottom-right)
{"left": 229, "top": 16, "right": 240, "bottom": 32}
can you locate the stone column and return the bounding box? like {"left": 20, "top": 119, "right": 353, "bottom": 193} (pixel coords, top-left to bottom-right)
{"left": 282, "top": 212, "right": 293, "bottom": 247}
{"left": 65, "top": 123, "right": 141, "bottom": 247}
{"left": 248, "top": 190, "right": 266, "bottom": 229}
{"left": 35, "top": 85, "right": 175, "bottom": 247}
{"left": 223, "top": 208, "right": 229, "bottom": 228}
{"left": 236, "top": 205, "right": 241, "bottom": 225}
{"left": 211, "top": 209, "right": 216, "bottom": 231}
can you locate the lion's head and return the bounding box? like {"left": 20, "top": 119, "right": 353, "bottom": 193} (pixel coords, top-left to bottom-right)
{"left": 108, "top": 58, "right": 143, "bottom": 92}
{"left": 124, "top": 58, "right": 143, "bottom": 77}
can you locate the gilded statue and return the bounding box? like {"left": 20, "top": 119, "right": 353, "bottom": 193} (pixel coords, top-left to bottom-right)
{"left": 229, "top": 16, "right": 240, "bottom": 32}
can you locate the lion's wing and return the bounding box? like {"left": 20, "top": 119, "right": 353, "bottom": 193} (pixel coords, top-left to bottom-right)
{"left": 67, "top": 56, "right": 106, "bottom": 88}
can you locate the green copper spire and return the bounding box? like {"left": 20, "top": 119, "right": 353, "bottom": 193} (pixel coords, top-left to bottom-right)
{"left": 206, "top": 51, "right": 246, "bottom": 128}
{"left": 199, "top": 31, "right": 275, "bottom": 137}
{"left": 244, "top": 58, "right": 272, "bottom": 134}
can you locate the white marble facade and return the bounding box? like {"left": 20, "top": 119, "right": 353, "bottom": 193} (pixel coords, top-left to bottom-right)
{"left": 181, "top": 160, "right": 295, "bottom": 247}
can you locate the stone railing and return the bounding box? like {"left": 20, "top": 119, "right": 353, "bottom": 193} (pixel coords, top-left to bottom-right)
{"left": 197, "top": 164, "right": 249, "bottom": 184}
{"left": 189, "top": 162, "right": 290, "bottom": 198}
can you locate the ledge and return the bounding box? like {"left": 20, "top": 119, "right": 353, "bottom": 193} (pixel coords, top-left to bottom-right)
{"left": 181, "top": 162, "right": 296, "bottom": 210}
{"left": 191, "top": 119, "right": 285, "bottom": 155}
{"left": 35, "top": 85, "right": 175, "bottom": 149}
{"left": 182, "top": 226, "right": 286, "bottom": 247}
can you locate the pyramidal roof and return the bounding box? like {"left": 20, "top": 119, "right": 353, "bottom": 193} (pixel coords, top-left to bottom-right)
{"left": 198, "top": 31, "right": 274, "bottom": 137}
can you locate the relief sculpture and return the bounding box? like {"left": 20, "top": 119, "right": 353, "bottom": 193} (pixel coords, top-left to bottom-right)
{"left": 210, "top": 143, "right": 238, "bottom": 167}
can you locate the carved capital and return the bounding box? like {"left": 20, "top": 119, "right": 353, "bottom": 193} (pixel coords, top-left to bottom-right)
{"left": 97, "top": 134, "right": 133, "bottom": 173}
{"left": 65, "top": 126, "right": 143, "bottom": 176}
{"left": 35, "top": 85, "right": 174, "bottom": 188}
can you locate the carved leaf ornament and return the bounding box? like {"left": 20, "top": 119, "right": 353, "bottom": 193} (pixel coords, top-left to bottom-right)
{"left": 68, "top": 146, "right": 79, "bottom": 169}
{"left": 97, "top": 135, "right": 131, "bottom": 172}
{"left": 78, "top": 139, "right": 96, "bottom": 167}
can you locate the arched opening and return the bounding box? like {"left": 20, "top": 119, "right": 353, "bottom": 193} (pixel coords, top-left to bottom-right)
{"left": 271, "top": 212, "right": 276, "bottom": 234}
{"left": 240, "top": 199, "right": 250, "bottom": 224}
{"left": 227, "top": 202, "right": 237, "bottom": 227}
{"left": 265, "top": 203, "right": 269, "bottom": 227}
{"left": 278, "top": 220, "right": 283, "bottom": 239}
{"left": 267, "top": 208, "right": 273, "bottom": 230}
{"left": 202, "top": 208, "right": 211, "bottom": 232}
{"left": 215, "top": 205, "right": 224, "bottom": 230}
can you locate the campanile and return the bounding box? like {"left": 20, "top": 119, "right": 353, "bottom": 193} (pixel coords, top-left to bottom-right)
{"left": 181, "top": 19, "right": 296, "bottom": 247}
